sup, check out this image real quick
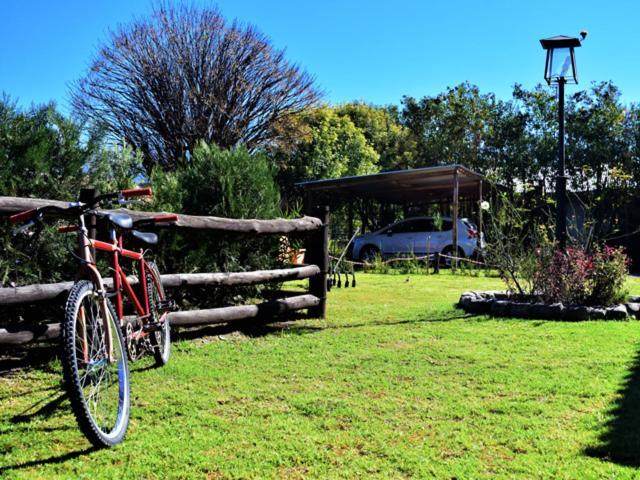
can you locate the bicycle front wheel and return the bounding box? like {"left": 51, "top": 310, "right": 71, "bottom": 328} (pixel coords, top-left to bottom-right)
{"left": 62, "top": 280, "right": 130, "bottom": 448}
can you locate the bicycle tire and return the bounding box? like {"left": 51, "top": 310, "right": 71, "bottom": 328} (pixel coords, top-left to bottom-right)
{"left": 147, "top": 261, "right": 171, "bottom": 366}
{"left": 61, "top": 280, "right": 130, "bottom": 448}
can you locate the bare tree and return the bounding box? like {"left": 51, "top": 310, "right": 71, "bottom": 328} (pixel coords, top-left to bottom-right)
{"left": 72, "top": 3, "right": 319, "bottom": 170}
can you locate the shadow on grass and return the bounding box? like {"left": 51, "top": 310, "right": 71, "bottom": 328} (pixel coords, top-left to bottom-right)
{"left": 174, "top": 310, "right": 477, "bottom": 341}
{"left": 585, "top": 349, "right": 640, "bottom": 466}
{"left": 10, "top": 390, "right": 67, "bottom": 424}
{"left": 0, "top": 447, "right": 97, "bottom": 474}
{"left": 0, "top": 343, "right": 60, "bottom": 376}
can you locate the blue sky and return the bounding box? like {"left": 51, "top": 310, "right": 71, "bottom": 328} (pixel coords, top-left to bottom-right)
{"left": 1, "top": 0, "right": 638, "bottom": 113}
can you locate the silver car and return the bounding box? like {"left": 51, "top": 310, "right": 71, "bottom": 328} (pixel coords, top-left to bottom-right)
{"left": 352, "top": 216, "right": 484, "bottom": 262}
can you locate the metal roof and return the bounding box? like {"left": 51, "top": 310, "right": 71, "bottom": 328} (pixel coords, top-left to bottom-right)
{"left": 297, "top": 164, "right": 486, "bottom": 204}
{"left": 540, "top": 35, "right": 582, "bottom": 49}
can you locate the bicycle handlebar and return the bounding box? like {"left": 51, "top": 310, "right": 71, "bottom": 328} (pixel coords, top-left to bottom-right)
{"left": 152, "top": 214, "right": 179, "bottom": 223}
{"left": 9, "top": 208, "right": 37, "bottom": 224}
{"left": 121, "top": 187, "right": 152, "bottom": 198}
{"left": 132, "top": 214, "right": 179, "bottom": 228}
{"left": 9, "top": 205, "right": 80, "bottom": 225}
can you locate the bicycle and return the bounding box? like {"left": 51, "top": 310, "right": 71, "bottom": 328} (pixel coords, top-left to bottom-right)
{"left": 9, "top": 187, "right": 177, "bottom": 447}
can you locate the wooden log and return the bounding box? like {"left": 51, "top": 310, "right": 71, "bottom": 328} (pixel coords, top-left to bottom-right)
{"left": 0, "top": 294, "right": 320, "bottom": 345}
{"left": 159, "top": 265, "right": 320, "bottom": 288}
{"left": 0, "top": 323, "right": 60, "bottom": 345}
{"left": 0, "top": 266, "right": 320, "bottom": 306}
{"left": 168, "top": 294, "right": 320, "bottom": 327}
{"left": 0, "top": 196, "right": 322, "bottom": 234}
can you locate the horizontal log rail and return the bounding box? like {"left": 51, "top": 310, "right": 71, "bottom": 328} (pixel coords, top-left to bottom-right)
{"left": 0, "top": 265, "right": 320, "bottom": 306}
{"left": 0, "top": 196, "right": 322, "bottom": 234}
{"left": 0, "top": 294, "right": 319, "bottom": 345}
{"left": 167, "top": 294, "right": 319, "bottom": 327}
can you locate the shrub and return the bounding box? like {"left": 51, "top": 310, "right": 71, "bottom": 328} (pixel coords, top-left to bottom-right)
{"left": 533, "top": 247, "right": 592, "bottom": 304}
{"left": 531, "top": 245, "right": 629, "bottom": 306}
{"left": 150, "top": 143, "right": 283, "bottom": 307}
{"left": 588, "top": 245, "right": 629, "bottom": 305}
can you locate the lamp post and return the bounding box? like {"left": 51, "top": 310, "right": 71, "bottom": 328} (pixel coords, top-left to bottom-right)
{"left": 540, "top": 33, "right": 585, "bottom": 249}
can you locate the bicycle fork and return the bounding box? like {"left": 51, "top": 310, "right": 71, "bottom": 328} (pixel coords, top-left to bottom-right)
{"left": 77, "top": 215, "right": 115, "bottom": 363}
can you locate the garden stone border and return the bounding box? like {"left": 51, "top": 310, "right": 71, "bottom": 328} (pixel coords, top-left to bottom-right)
{"left": 458, "top": 291, "right": 636, "bottom": 320}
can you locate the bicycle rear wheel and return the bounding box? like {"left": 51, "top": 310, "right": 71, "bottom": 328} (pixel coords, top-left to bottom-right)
{"left": 61, "top": 280, "right": 130, "bottom": 448}
{"left": 147, "top": 261, "right": 171, "bottom": 366}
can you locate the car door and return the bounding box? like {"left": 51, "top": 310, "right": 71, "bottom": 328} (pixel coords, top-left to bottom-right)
{"left": 380, "top": 220, "right": 416, "bottom": 256}
{"left": 409, "top": 219, "right": 434, "bottom": 254}
{"left": 428, "top": 219, "right": 453, "bottom": 253}
{"left": 435, "top": 219, "right": 454, "bottom": 251}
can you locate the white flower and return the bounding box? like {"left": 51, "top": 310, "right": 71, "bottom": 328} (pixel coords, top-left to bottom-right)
{"left": 480, "top": 200, "right": 490, "bottom": 211}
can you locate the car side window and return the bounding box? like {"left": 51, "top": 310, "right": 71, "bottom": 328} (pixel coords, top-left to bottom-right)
{"left": 391, "top": 221, "right": 414, "bottom": 233}
{"left": 411, "top": 219, "right": 434, "bottom": 233}
{"left": 441, "top": 220, "right": 453, "bottom": 231}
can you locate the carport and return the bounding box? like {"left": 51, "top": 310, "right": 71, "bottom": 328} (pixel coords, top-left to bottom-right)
{"left": 298, "top": 164, "right": 488, "bottom": 261}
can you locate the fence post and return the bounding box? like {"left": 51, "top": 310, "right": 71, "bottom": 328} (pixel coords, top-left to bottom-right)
{"left": 306, "top": 204, "right": 329, "bottom": 318}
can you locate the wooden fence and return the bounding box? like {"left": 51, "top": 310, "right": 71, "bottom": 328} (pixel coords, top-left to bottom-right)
{"left": 0, "top": 196, "right": 329, "bottom": 345}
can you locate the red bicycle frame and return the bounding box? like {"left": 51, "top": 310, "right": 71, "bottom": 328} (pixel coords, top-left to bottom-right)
{"left": 91, "top": 237, "right": 149, "bottom": 322}
{"left": 89, "top": 215, "right": 175, "bottom": 326}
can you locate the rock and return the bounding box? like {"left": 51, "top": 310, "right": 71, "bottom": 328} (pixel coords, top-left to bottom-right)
{"left": 606, "top": 304, "right": 629, "bottom": 320}
{"left": 626, "top": 303, "right": 640, "bottom": 315}
{"left": 491, "top": 300, "right": 510, "bottom": 317}
{"left": 466, "top": 299, "right": 492, "bottom": 314}
{"left": 458, "top": 294, "right": 492, "bottom": 314}
{"left": 528, "top": 303, "right": 563, "bottom": 320}
{"left": 628, "top": 296, "right": 640, "bottom": 303}
{"left": 509, "top": 302, "right": 531, "bottom": 318}
{"left": 589, "top": 308, "right": 607, "bottom": 320}
{"left": 564, "top": 306, "right": 591, "bottom": 321}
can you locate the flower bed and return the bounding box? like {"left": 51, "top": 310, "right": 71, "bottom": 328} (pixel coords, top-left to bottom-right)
{"left": 458, "top": 290, "right": 638, "bottom": 321}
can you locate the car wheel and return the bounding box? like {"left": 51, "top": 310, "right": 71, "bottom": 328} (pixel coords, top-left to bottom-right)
{"left": 359, "top": 245, "right": 380, "bottom": 263}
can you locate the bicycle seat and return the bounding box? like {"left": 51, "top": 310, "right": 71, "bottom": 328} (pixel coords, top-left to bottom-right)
{"left": 101, "top": 213, "right": 133, "bottom": 230}
{"left": 130, "top": 230, "right": 158, "bottom": 245}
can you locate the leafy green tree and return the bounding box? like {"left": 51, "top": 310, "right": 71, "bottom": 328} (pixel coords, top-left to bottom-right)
{"left": 400, "top": 82, "right": 494, "bottom": 170}
{"left": 272, "top": 106, "right": 380, "bottom": 204}
{"left": 335, "top": 103, "right": 415, "bottom": 171}
{"left": 0, "top": 96, "right": 97, "bottom": 199}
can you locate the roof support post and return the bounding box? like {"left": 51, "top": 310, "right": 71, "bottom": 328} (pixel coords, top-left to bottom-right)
{"left": 451, "top": 167, "right": 459, "bottom": 270}
{"left": 478, "top": 179, "right": 483, "bottom": 255}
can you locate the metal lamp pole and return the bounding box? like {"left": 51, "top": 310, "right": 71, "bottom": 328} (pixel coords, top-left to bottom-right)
{"left": 556, "top": 78, "right": 567, "bottom": 250}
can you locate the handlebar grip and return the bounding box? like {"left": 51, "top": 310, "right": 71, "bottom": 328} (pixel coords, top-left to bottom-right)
{"left": 58, "top": 225, "right": 80, "bottom": 233}
{"left": 153, "top": 214, "right": 179, "bottom": 223}
{"left": 9, "top": 209, "right": 36, "bottom": 224}
{"left": 121, "top": 187, "right": 153, "bottom": 198}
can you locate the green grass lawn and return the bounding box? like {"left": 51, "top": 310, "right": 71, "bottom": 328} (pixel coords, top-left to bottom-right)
{"left": 3, "top": 272, "right": 640, "bottom": 479}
